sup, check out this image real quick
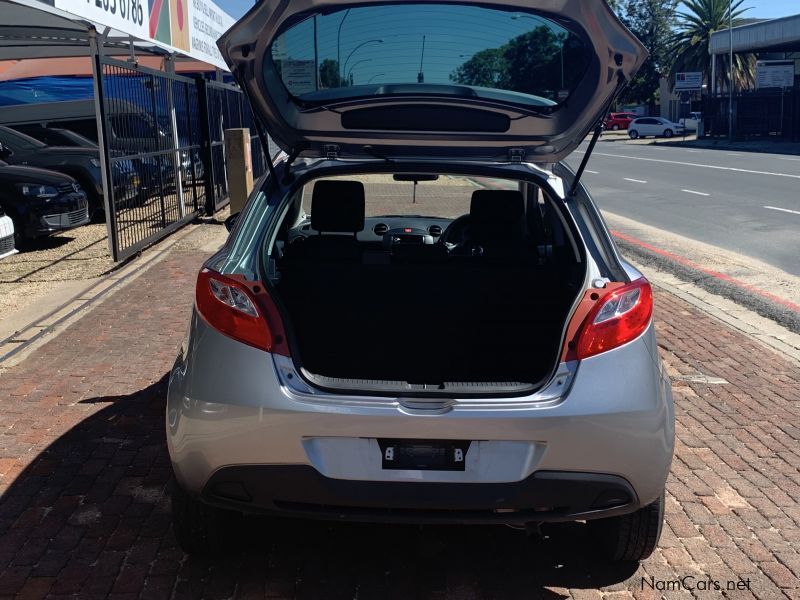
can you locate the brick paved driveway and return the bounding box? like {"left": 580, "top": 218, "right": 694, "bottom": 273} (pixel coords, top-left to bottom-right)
{"left": 0, "top": 238, "right": 798, "bottom": 599}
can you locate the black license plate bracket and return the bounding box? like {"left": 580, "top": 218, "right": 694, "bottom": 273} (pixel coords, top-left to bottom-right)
{"left": 378, "top": 439, "right": 471, "bottom": 471}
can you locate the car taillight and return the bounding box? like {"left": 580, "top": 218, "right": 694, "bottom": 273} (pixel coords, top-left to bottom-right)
{"left": 195, "top": 268, "right": 274, "bottom": 352}
{"left": 574, "top": 278, "right": 653, "bottom": 359}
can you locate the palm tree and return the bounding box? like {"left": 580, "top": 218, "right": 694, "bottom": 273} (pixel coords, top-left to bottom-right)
{"left": 670, "top": 0, "right": 756, "bottom": 93}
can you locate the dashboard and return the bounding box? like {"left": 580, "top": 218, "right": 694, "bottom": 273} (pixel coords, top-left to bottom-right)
{"left": 291, "top": 215, "right": 456, "bottom": 247}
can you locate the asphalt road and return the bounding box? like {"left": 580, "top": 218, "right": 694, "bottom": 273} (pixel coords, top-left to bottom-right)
{"left": 565, "top": 140, "right": 800, "bottom": 275}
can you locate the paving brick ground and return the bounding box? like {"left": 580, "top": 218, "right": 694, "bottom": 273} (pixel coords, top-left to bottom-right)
{"left": 0, "top": 232, "right": 798, "bottom": 599}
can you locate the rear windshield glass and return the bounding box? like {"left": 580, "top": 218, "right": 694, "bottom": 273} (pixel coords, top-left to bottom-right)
{"left": 269, "top": 3, "right": 590, "bottom": 109}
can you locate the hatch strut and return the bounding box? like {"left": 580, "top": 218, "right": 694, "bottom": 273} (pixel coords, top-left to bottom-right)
{"left": 568, "top": 124, "right": 603, "bottom": 198}
{"left": 234, "top": 70, "right": 279, "bottom": 189}
{"left": 568, "top": 73, "right": 629, "bottom": 198}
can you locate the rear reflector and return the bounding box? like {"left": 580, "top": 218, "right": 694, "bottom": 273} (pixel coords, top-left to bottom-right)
{"left": 574, "top": 278, "right": 653, "bottom": 359}
{"left": 196, "top": 268, "right": 273, "bottom": 352}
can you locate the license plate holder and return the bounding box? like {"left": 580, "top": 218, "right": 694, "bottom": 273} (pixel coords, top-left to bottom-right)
{"left": 378, "top": 439, "right": 471, "bottom": 471}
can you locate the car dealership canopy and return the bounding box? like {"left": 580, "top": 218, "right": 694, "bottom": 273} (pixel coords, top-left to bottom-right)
{"left": 710, "top": 13, "right": 800, "bottom": 55}
{"left": 0, "top": 0, "right": 250, "bottom": 262}
{"left": 0, "top": 0, "right": 233, "bottom": 67}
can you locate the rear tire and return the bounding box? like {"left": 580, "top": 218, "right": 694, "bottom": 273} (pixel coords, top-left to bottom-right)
{"left": 588, "top": 493, "right": 665, "bottom": 562}
{"left": 171, "top": 480, "right": 241, "bottom": 556}
{"left": 629, "top": 130, "right": 639, "bottom": 139}
{"left": 663, "top": 129, "right": 674, "bottom": 138}
{"left": 612, "top": 124, "right": 620, "bottom": 131}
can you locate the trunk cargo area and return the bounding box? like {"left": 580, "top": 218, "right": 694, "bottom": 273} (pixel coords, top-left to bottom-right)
{"left": 275, "top": 252, "right": 583, "bottom": 387}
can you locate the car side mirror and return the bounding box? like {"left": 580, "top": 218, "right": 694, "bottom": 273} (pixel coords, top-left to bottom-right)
{"left": 224, "top": 213, "right": 240, "bottom": 232}
{"left": 0, "top": 143, "right": 12, "bottom": 159}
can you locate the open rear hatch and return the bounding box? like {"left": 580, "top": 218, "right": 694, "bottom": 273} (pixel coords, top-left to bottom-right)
{"left": 218, "top": 0, "right": 647, "bottom": 164}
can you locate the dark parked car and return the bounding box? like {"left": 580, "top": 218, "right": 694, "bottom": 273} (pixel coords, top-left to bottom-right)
{"left": 0, "top": 126, "right": 140, "bottom": 218}
{"left": 0, "top": 158, "right": 89, "bottom": 244}
{"left": 11, "top": 124, "right": 100, "bottom": 149}
{"left": 14, "top": 122, "right": 194, "bottom": 201}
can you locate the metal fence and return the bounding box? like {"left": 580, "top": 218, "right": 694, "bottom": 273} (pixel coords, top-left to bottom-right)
{"left": 199, "top": 79, "right": 271, "bottom": 215}
{"left": 96, "top": 58, "right": 274, "bottom": 262}
{"left": 702, "top": 90, "right": 799, "bottom": 141}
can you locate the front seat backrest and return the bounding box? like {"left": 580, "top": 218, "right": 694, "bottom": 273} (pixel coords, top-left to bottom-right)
{"left": 293, "top": 180, "right": 366, "bottom": 260}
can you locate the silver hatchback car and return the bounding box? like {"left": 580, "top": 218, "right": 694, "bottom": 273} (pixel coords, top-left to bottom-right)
{"left": 167, "top": 0, "right": 674, "bottom": 562}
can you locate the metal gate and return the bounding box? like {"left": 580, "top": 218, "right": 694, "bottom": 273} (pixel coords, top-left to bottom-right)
{"left": 702, "top": 90, "right": 799, "bottom": 141}
{"left": 94, "top": 57, "right": 275, "bottom": 262}
{"left": 95, "top": 56, "right": 207, "bottom": 262}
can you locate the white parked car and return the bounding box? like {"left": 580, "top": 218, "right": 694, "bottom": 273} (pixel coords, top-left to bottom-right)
{"left": 679, "top": 112, "right": 702, "bottom": 132}
{"left": 628, "top": 117, "right": 685, "bottom": 139}
{"left": 0, "top": 211, "right": 17, "bottom": 259}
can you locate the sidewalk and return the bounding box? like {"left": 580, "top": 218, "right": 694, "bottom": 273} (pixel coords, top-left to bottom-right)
{"left": 599, "top": 130, "right": 800, "bottom": 155}
{"left": 0, "top": 223, "right": 798, "bottom": 599}
{"left": 660, "top": 137, "right": 800, "bottom": 155}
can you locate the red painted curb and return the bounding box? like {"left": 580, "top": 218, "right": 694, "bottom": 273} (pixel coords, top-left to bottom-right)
{"left": 611, "top": 230, "right": 800, "bottom": 314}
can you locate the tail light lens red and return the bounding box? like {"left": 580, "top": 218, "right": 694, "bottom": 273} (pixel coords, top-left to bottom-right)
{"left": 195, "top": 268, "right": 275, "bottom": 352}
{"left": 574, "top": 278, "right": 653, "bottom": 359}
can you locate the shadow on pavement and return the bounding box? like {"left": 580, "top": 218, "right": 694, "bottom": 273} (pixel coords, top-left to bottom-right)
{"left": 646, "top": 138, "right": 800, "bottom": 155}
{"left": 13, "top": 235, "right": 75, "bottom": 253}
{"left": 0, "top": 375, "right": 640, "bottom": 598}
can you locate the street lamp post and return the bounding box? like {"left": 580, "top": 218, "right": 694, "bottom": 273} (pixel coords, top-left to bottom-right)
{"left": 347, "top": 59, "right": 371, "bottom": 85}
{"left": 342, "top": 39, "right": 384, "bottom": 85}
{"left": 728, "top": 0, "right": 734, "bottom": 140}
{"left": 337, "top": 8, "right": 351, "bottom": 84}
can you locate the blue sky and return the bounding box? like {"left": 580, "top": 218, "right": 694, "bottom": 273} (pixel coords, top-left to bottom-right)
{"left": 226, "top": 0, "right": 255, "bottom": 19}
{"left": 225, "top": 0, "right": 799, "bottom": 20}
{"left": 715, "top": 0, "right": 797, "bottom": 19}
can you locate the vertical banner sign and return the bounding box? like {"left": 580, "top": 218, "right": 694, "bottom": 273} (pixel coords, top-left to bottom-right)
{"left": 52, "top": 0, "right": 234, "bottom": 69}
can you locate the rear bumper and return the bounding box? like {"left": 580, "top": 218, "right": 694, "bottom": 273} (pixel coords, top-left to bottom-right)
{"left": 201, "top": 465, "right": 638, "bottom": 524}
{"left": 168, "top": 313, "right": 674, "bottom": 519}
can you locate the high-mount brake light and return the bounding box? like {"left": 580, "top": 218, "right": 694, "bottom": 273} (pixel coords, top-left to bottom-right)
{"left": 195, "top": 268, "right": 273, "bottom": 352}
{"left": 575, "top": 278, "right": 653, "bottom": 359}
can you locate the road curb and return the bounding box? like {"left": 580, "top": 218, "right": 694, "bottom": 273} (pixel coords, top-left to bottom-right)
{"left": 618, "top": 245, "right": 800, "bottom": 362}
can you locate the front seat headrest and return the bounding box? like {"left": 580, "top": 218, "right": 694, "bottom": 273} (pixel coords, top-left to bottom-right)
{"left": 311, "top": 180, "right": 366, "bottom": 233}
{"left": 469, "top": 190, "right": 525, "bottom": 238}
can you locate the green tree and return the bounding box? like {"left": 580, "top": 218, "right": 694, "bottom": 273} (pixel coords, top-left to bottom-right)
{"left": 451, "top": 26, "right": 585, "bottom": 100}
{"left": 670, "top": 0, "right": 755, "bottom": 92}
{"left": 450, "top": 48, "right": 508, "bottom": 88}
{"left": 319, "top": 58, "right": 345, "bottom": 88}
{"left": 617, "top": 0, "right": 678, "bottom": 105}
